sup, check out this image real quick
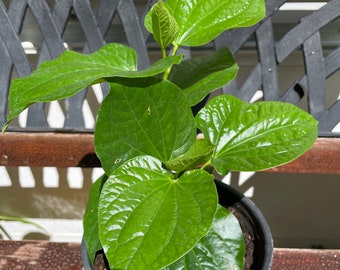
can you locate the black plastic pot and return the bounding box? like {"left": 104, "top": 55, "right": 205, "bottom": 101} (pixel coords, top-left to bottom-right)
{"left": 81, "top": 180, "right": 273, "bottom": 270}
{"left": 214, "top": 179, "right": 273, "bottom": 270}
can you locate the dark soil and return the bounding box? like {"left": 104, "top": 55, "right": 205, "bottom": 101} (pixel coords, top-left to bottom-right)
{"left": 228, "top": 205, "right": 255, "bottom": 270}
{"left": 93, "top": 250, "right": 108, "bottom": 270}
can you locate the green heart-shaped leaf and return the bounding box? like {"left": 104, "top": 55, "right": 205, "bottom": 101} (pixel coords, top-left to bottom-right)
{"left": 98, "top": 155, "right": 217, "bottom": 270}
{"left": 145, "top": 0, "right": 265, "bottom": 47}
{"left": 4, "top": 43, "right": 182, "bottom": 129}
{"left": 168, "top": 47, "right": 238, "bottom": 106}
{"left": 95, "top": 78, "right": 196, "bottom": 174}
{"left": 83, "top": 174, "right": 107, "bottom": 265}
{"left": 165, "top": 205, "right": 245, "bottom": 270}
{"left": 152, "top": 0, "right": 179, "bottom": 50}
{"left": 196, "top": 95, "right": 318, "bottom": 174}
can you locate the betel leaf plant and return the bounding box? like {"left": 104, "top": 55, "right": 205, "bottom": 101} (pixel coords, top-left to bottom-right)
{"left": 0, "top": 215, "right": 49, "bottom": 240}
{"left": 2, "top": 0, "right": 318, "bottom": 269}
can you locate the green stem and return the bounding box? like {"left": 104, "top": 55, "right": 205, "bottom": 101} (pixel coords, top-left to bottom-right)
{"left": 0, "top": 224, "right": 12, "bottom": 240}
{"left": 200, "top": 160, "right": 212, "bottom": 171}
{"left": 0, "top": 215, "right": 49, "bottom": 236}
{"left": 161, "top": 47, "right": 167, "bottom": 59}
{"left": 172, "top": 43, "right": 180, "bottom": 56}
{"left": 163, "top": 43, "right": 180, "bottom": 80}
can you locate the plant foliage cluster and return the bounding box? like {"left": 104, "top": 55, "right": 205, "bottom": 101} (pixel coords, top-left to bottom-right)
{"left": 2, "top": 0, "right": 318, "bottom": 269}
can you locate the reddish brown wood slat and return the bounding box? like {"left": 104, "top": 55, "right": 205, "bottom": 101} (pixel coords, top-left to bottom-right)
{"left": 0, "top": 240, "right": 82, "bottom": 270}
{"left": 1, "top": 240, "right": 340, "bottom": 270}
{"left": 0, "top": 132, "right": 100, "bottom": 168}
{"left": 266, "top": 137, "right": 340, "bottom": 174}
{"left": 1, "top": 133, "right": 339, "bottom": 174}
{"left": 272, "top": 248, "right": 340, "bottom": 270}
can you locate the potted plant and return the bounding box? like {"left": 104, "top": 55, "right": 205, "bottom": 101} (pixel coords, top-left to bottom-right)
{"left": 0, "top": 215, "right": 49, "bottom": 240}
{"left": 2, "top": 0, "right": 318, "bottom": 269}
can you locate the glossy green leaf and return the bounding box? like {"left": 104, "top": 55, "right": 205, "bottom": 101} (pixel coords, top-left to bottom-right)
{"left": 196, "top": 95, "right": 318, "bottom": 174}
{"left": 165, "top": 139, "right": 213, "bottom": 172}
{"left": 145, "top": 0, "right": 265, "bottom": 47}
{"left": 98, "top": 155, "right": 217, "bottom": 270}
{"left": 168, "top": 47, "right": 238, "bottom": 106}
{"left": 83, "top": 174, "right": 107, "bottom": 265}
{"left": 152, "top": 0, "right": 179, "bottom": 50}
{"left": 165, "top": 205, "right": 245, "bottom": 270}
{"left": 95, "top": 78, "right": 196, "bottom": 175}
{"left": 3, "top": 43, "right": 182, "bottom": 129}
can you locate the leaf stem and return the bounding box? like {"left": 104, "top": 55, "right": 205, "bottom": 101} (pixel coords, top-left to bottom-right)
{"left": 172, "top": 43, "right": 180, "bottom": 56}
{"left": 163, "top": 43, "right": 180, "bottom": 80}
{"left": 161, "top": 47, "right": 167, "bottom": 59}
{"left": 200, "top": 160, "right": 212, "bottom": 171}
{"left": 0, "top": 224, "right": 12, "bottom": 240}
{"left": 0, "top": 215, "right": 49, "bottom": 235}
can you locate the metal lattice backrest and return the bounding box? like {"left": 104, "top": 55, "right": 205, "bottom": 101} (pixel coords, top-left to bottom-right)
{"left": 218, "top": 0, "right": 340, "bottom": 136}
{"left": 0, "top": 0, "right": 155, "bottom": 130}
{"left": 0, "top": 0, "right": 339, "bottom": 136}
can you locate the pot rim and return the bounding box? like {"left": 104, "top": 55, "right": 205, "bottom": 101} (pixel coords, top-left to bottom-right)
{"left": 214, "top": 179, "right": 273, "bottom": 270}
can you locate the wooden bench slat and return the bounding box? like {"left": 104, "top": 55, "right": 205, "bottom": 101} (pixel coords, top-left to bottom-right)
{"left": 0, "top": 132, "right": 99, "bottom": 168}
{"left": 0, "top": 240, "right": 82, "bottom": 270}
{"left": 1, "top": 240, "right": 340, "bottom": 270}
{"left": 1, "top": 133, "right": 339, "bottom": 174}
{"left": 266, "top": 137, "right": 340, "bottom": 174}
{"left": 272, "top": 248, "right": 340, "bottom": 270}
